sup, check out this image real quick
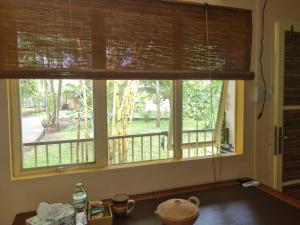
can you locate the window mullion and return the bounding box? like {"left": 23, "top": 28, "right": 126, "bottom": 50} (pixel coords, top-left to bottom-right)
{"left": 173, "top": 80, "right": 183, "bottom": 159}
{"left": 8, "top": 80, "right": 23, "bottom": 175}
{"left": 93, "top": 80, "right": 108, "bottom": 167}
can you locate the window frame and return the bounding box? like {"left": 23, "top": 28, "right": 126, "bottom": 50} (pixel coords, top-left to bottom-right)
{"left": 8, "top": 79, "right": 244, "bottom": 179}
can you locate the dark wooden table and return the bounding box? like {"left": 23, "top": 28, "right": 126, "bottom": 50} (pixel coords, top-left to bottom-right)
{"left": 13, "top": 181, "right": 300, "bottom": 225}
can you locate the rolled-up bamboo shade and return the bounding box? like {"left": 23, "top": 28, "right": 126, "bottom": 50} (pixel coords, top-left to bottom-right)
{"left": 0, "top": 0, "right": 253, "bottom": 80}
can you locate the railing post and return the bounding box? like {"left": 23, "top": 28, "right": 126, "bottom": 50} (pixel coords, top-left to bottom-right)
{"left": 34, "top": 146, "right": 38, "bottom": 167}
{"left": 158, "top": 134, "right": 161, "bottom": 159}
{"left": 188, "top": 132, "right": 191, "bottom": 158}
{"left": 59, "top": 143, "right": 62, "bottom": 165}
{"left": 131, "top": 137, "right": 134, "bottom": 162}
{"left": 81, "top": 142, "right": 84, "bottom": 162}
{"left": 150, "top": 136, "right": 152, "bottom": 160}
{"left": 141, "top": 137, "right": 144, "bottom": 161}
{"left": 46, "top": 144, "right": 49, "bottom": 166}
{"left": 70, "top": 143, "right": 73, "bottom": 164}
{"left": 204, "top": 132, "right": 207, "bottom": 156}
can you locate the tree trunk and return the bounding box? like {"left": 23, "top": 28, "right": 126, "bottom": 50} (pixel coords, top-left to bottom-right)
{"left": 116, "top": 81, "right": 122, "bottom": 163}
{"left": 156, "top": 80, "right": 161, "bottom": 128}
{"left": 76, "top": 103, "right": 81, "bottom": 163}
{"left": 50, "top": 80, "right": 57, "bottom": 128}
{"left": 82, "top": 80, "right": 89, "bottom": 162}
{"left": 109, "top": 81, "right": 117, "bottom": 163}
{"left": 122, "top": 81, "right": 136, "bottom": 162}
{"left": 117, "top": 81, "right": 131, "bottom": 162}
{"left": 129, "top": 81, "right": 139, "bottom": 123}
{"left": 111, "top": 81, "right": 117, "bottom": 136}
{"left": 56, "top": 80, "right": 62, "bottom": 130}
{"left": 44, "top": 80, "right": 50, "bottom": 126}
{"left": 167, "top": 93, "right": 173, "bottom": 151}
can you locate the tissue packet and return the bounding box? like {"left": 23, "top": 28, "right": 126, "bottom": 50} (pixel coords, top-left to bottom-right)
{"left": 26, "top": 203, "right": 75, "bottom": 225}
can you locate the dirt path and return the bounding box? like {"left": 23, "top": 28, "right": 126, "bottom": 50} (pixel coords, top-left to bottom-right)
{"left": 22, "top": 115, "right": 45, "bottom": 143}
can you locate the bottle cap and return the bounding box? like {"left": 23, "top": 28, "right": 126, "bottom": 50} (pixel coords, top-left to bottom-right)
{"left": 76, "top": 182, "right": 84, "bottom": 188}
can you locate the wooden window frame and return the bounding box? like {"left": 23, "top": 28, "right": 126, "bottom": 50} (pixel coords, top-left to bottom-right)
{"left": 7, "top": 79, "right": 244, "bottom": 180}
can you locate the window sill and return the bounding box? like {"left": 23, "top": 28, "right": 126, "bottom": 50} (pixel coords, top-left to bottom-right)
{"left": 11, "top": 151, "right": 243, "bottom": 181}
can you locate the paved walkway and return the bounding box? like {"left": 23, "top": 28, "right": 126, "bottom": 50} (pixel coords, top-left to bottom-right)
{"left": 22, "top": 115, "right": 45, "bottom": 143}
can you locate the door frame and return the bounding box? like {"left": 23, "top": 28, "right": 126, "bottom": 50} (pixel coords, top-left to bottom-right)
{"left": 273, "top": 20, "right": 300, "bottom": 191}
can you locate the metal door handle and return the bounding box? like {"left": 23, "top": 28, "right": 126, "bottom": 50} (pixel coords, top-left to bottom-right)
{"left": 278, "top": 127, "right": 287, "bottom": 155}
{"left": 274, "top": 126, "right": 278, "bottom": 155}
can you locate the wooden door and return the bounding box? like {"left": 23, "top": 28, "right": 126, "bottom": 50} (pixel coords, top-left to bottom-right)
{"left": 274, "top": 21, "right": 300, "bottom": 199}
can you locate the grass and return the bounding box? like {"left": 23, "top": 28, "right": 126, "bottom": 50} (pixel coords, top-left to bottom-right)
{"left": 23, "top": 142, "right": 95, "bottom": 169}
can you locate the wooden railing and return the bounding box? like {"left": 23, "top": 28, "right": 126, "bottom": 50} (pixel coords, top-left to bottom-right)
{"left": 108, "top": 131, "right": 171, "bottom": 164}
{"left": 23, "top": 138, "right": 94, "bottom": 168}
{"left": 108, "top": 128, "right": 229, "bottom": 164}
{"left": 23, "top": 128, "right": 229, "bottom": 168}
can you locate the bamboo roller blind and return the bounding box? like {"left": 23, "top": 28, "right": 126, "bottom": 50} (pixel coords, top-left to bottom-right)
{"left": 0, "top": 0, "right": 253, "bottom": 80}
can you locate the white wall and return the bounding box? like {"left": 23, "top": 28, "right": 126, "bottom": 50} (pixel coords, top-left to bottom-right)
{"left": 0, "top": 0, "right": 274, "bottom": 224}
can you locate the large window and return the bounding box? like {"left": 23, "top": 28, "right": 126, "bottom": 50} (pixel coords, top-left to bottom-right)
{"left": 9, "top": 79, "right": 242, "bottom": 177}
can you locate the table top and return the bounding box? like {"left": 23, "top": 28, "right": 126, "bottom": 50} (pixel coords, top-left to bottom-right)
{"left": 13, "top": 181, "right": 300, "bottom": 225}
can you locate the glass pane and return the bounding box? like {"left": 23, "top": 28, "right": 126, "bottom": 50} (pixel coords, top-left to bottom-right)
{"left": 182, "top": 80, "right": 226, "bottom": 158}
{"left": 20, "top": 79, "right": 95, "bottom": 169}
{"left": 107, "top": 80, "right": 173, "bottom": 164}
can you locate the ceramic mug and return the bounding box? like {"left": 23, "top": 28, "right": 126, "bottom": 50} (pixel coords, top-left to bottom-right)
{"left": 112, "top": 194, "right": 135, "bottom": 216}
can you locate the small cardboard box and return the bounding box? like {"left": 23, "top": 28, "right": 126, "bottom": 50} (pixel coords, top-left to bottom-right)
{"left": 88, "top": 201, "right": 113, "bottom": 225}
{"left": 26, "top": 203, "right": 75, "bottom": 225}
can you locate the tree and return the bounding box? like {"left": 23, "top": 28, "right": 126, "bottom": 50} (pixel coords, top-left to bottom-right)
{"left": 140, "top": 80, "right": 171, "bottom": 128}
{"left": 48, "top": 80, "right": 63, "bottom": 129}
{"left": 19, "top": 80, "right": 40, "bottom": 112}
{"left": 108, "top": 80, "right": 139, "bottom": 162}
{"left": 183, "top": 80, "right": 223, "bottom": 129}
{"left": 63, "top": 80, "right": 93, "bottom": 162}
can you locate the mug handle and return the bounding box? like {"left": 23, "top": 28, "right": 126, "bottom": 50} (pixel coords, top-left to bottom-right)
{"left": 188, "top": 196, "right": 200, "bottom": 207}
{"left": 127, "top": 199, "right": 135, "bottom": 214}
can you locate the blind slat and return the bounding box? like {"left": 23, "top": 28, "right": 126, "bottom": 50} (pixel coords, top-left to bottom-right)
{"left": 0, "top": 0, "right": 253, "bottom": 80}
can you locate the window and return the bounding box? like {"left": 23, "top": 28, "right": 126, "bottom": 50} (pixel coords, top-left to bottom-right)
{"left": 19, "top": 79, "right": 95, "bottom": 169}
{"left": 9, "top": 78, "right": 243, "bottom": 177}
{"left": 182, "top": 80, "right": 236, "bottom": 158}
{"left": 107, "top": 80, "right": 173, "bottom": 164}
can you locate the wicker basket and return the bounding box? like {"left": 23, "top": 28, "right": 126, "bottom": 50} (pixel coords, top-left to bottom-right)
{"left": 155, "top": 197, "right": 200, "bottom": 225}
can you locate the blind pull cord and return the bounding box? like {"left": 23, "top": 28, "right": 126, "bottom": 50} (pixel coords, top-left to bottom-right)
{"left": 204, "top": 3, "right": 218, "bottom": 183}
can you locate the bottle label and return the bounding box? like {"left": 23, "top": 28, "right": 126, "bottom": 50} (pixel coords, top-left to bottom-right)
{"left": 74, "top": 199, "right": 87, "bottom": 210}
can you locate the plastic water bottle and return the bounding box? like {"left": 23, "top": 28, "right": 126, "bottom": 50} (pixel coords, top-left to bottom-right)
{"left": 73, "top": 182, "right": 88, "bottom": 225}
